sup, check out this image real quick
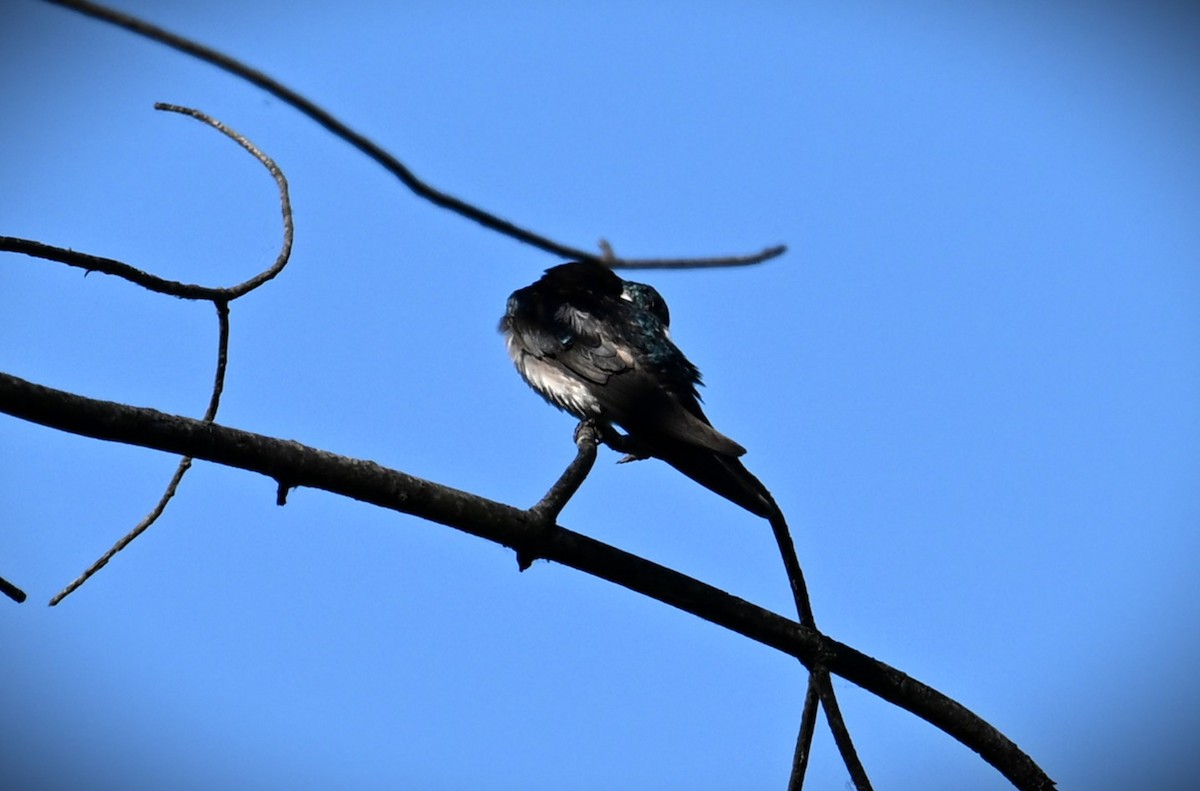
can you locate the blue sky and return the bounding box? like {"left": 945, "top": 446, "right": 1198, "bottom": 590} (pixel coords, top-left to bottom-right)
{"left": 3, "top": 2, "right": 1198, "bottom": 789}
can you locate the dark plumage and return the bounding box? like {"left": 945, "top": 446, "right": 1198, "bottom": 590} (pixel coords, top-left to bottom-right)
{"left": 500, "top": 261, "right": 774, "bottom": 518}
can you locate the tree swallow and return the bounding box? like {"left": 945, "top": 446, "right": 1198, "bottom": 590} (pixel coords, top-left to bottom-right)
{"left": 500, "top": 261, "right": 775, "bottom": 518}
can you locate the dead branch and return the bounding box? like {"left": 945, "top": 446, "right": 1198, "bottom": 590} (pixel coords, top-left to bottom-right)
{"left": 48, "top": 300, "right": 231, "bottom": 605}
{"left": 0, "top": 370, "right": 1054, "bottom": 791}
{"left": 43, "top": 0, "right": 784, "bottom": 271}
{"left": 762, "top": 492, "right": 871, "bottom": 789}
{"left": 0, "top": 575, "right": 27, "bottom": 603}
{"left": 0, "top": 103, "right": 292, "bottom": 300}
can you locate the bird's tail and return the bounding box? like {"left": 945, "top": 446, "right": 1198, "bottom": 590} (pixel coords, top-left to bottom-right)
{"left": 655, "top": 443, "right": 777, "bottom": 519}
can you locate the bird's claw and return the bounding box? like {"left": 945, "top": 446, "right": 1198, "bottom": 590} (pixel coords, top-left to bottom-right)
{"left": 573, "top": 419, "right": 601, "bottom": 447}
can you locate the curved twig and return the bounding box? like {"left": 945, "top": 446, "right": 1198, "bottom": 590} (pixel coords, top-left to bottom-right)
{"left": 0, "top": 371, "right": 1056, "bottom": 791}
{"left": 43, "top": 0, "right": 785, "bottom": 271}
{"left": 0, "top": 105, "right": 292, "bottom": 301}
{"left": 152, "top": 103, "right": 294, "bottom": 298}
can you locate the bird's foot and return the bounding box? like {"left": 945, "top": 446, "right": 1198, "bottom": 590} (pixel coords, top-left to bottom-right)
{"left": 573, "top": 419, "right": 602, "bottom": 447}
{"left": 595, "top": 426, "right": 652, "bottom": 462}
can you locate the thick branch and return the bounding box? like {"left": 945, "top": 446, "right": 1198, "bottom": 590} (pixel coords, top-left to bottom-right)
{"left": 0, "top": 371, "right": 1054, "bottom": 791}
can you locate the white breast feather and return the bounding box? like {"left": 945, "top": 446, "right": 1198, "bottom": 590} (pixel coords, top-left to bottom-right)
{"left": 504, "top": 332, "right": 602, "bottom": 417}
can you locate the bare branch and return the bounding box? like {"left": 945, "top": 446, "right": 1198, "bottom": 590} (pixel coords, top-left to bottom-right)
{"left": 50, "top": 456, "right": 195, "bottom": 606}
{"left": 0, "top": 236, "right": 218, "bottom": 299}
{"left": 764, "top": 498, "right": 872, "bottom": 788}
{"left": 50, "top": 301, "right": 233, "bottom": 606}
{"left": 0, "top": 370, "right": 1054, "bottom": 791}
{"left": 152, "top": 103, "right": 294, "bottom": 298}
{"left": 0, "top": 104, "right": 291, "bottom": 301}
{"left": 597, "top": 241, "right": 790, "bottom": 270}
{"left": 43, "top": 0, "right": 784, "bottom": 271}
{"left": 529, "top": 421, "right": 601, "bottom": 525}
{"left": 203, "top": 300, "right": 232, "bottom": 421}
{"left": 0, "top": 574, "right": 27, "bottom": 604}
{"left": 814, "top": 667, "right": 872, "bottom": 789}
{"left": 788, "top": 676, "right": 821, "bottom": 790}
{"left": 518, "top": 421, "right": 602, "bottom": 570}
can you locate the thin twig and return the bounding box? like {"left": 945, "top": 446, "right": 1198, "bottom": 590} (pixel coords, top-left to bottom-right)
{"left": 764, "top": 501, "right": 872, "bottom": 789}
{"left": 546, "top": 426, "right": 854, "bottom": 789}
{"left": 528, "top": 421, "right": 600, "bottom": 526}
{"left": 50, "top": 456, "right": 195, "bottom": 605}
{"left": 763, "top": 504, "right": 827, "bottom": 791}
{"left": 518, "top": 422, "right": 601, "bottom": 570}
{"left": 43, "top": 0, "right": 785, "bottom": 271}
{"left": 0, "top": 105, "right": 292, "bottom": 301}
{"left": 0, "top": 236, "right": 225, "bottom": 299}
{"left": 204, "top": 300, "right": 232, "bottom": 420}
{"left": 152, "top": 103, "right": 294, "bottom": 298}
{"left": 814, "top": 668, "right": 872, "bottom": 790}
{"left": 788, "top": 675, "right": 821, "bottom": 789}
{"left": 787, "top": 678, "right": 822, "bottom": 791}
{"left": 50, "top": 301, "right": 232, "bottom": 606}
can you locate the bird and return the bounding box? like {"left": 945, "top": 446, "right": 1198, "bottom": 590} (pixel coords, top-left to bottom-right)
{"left": 500, "top": 260, "right": 775, "bottom": 518}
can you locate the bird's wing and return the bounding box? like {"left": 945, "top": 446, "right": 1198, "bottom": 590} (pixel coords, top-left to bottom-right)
{"left": 551, "top": 305, "right": 747, "bottom": 457}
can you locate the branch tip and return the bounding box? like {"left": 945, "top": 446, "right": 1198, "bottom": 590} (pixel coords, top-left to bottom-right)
{"left": 0, "top": 575, "right": 27, "bottom": 604}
